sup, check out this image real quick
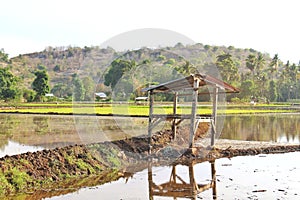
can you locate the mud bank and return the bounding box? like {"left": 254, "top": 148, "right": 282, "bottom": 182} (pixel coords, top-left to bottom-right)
{"left": 0, "top": 144, "right": 127, "bottom": 197}
{"left": 1, "top": 125, "right": 300, "bottom": 197}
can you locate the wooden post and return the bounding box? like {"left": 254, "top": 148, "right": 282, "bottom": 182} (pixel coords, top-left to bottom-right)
{"left": 172, "top": 92, "right": 178, "bottom": 139}
{"left": 171, "top": 165, "right": 176, "bottom": 183}
{"left": 148, "top": 161, "right": 154, "bottom": 200}
{"left": 211, "top": 87, "right": 218, "bottom": 147}
{"left": 148, "top": 90, "right": 154, "bottom": 151}
{"left": 189, "top": 162, "right": 198, "bottom": 198}
{"left": 189, "top": 78, "right": 199, "bottom": 148}
{"left": 210, "top": 160, "right": 217, "bottom": 199}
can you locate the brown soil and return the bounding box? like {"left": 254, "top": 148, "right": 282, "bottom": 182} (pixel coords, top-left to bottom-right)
{"left": 0, "top": 145, "right": 105, "bottom": 181}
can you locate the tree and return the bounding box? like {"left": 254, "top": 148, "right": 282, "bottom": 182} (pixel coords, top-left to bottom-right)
{"left": 280, "top": 61, "right": 290, "bottom": 83}
{"left": 256, "top": 53, "right": 265, "bottom": 68}
{"left": 246, "top": 54, "right": 256, "bottom": 81}
{"left": 277, "top": 61, "right": 298, "bottom": 101}
{"left": 269, "top": 54, "right": 279, "bottom": 80}
{"left": 204, "top": 45, "right": 211, "bottom": 50}
{"left": 216, "top": 53, "right": 239, "bottom": 82}
{"left": 268, "top": 80, "right": 277, "bottom": 102}
{"left": 288, "top": 63, "right": 297, "bottom": 83}
{"left": 0, "top": 49, "right": 9, "bottom": 63}
{"left": 0, "top": 67, "right": 20, "bottom": 101}
{"left": 104, "top": 59, "right": 135, "bottom": 89}
{"left": 82, "top": 76, "right": 95, "bottom": 101}
{"left": 72, "top": 74, "right": 85, "bottom": 101}
{"left": 22, "top": 89, "right": 36, "bottom": 102}
{"left": 239, "top": 80, "right": 255, "bottom": 100}
{"left": 51, "top": 83, "right": 67, "bottom": 98}
{"left": 256, "top": 72, "right": 268, "bottom": 98}
{"left": 174, "top": 60, "right": 196, "bottom": 76}
{"left": 32, "top": 68, "right": 50, "bottom": 101}
{"left": 256, "top": 53, "right": 265, "bottom": 75}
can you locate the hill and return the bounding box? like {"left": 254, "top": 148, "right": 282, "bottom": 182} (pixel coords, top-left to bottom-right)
{"left": 1, "top": 43, "right": 298, "bottom": 102}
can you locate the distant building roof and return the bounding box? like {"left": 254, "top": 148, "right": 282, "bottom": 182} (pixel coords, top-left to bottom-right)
{"left": 95, "top": 92, "right": 107, "bottom": 98}
{"left": 135, "top": 96, "right": 148, "bottom": 101}
{"left": 45, "top": 93, "right": 54, "bottom": 97}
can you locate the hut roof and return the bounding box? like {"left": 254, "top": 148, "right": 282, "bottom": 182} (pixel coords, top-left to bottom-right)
{"left": 142, "top": 73, "right": 239, "bottom": 93}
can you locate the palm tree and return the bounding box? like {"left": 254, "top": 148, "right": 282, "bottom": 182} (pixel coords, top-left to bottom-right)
{"left": 256, "top": 53, "right": 265, "bottom": 74}
{"left": 289, "top": 63, "right": 297, "bottom": 82}
{"left": 280, "top": 61, "right": 290, "bottom": 83}
{"left": 246, "top": 54, "right": 256, "bottom": 81}
{"left": 269, "top": 54, "right": 279, "bottom": 80}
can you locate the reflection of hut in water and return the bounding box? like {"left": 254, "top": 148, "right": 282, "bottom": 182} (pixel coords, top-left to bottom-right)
{"left": 148, "top": 160, "right": 217, "bottom": 199}
{"left": 143, "top": 73, "right": 239, "bottom": 148}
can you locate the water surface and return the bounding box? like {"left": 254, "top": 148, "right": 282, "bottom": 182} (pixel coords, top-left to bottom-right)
{"left": 1, "top": 113, "right": 300, "bottom": 199}
{"left": 221, "top": 113, "right": 300, "bottom": 143}
{"left": 46, "top": 152, "right": 300, "bottom": 200}
{"left": 1, "top": 113, "right": 300, "bottom": 157}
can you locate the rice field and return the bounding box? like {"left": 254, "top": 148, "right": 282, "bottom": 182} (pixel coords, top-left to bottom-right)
{"left": 0, "top": 102, "right": 298, "bottom": 115}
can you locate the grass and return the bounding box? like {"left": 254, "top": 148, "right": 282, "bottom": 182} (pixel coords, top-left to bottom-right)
{"left": 0, "top": 167, "right": 32, "bottom": 195}
{"left": 0, "top": 173, "right": 13, "bottom": 195}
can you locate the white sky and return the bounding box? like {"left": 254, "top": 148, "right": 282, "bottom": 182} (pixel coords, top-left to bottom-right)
{"left": 1, "top": 0, "right": 299, "bottom": 63}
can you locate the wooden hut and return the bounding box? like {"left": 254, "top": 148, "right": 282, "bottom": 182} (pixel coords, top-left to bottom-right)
{"left": 142, "top": 73, "right": 239, "bottom": 148}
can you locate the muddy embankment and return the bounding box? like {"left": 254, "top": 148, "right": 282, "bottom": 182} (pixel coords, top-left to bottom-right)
{"left": 1, "top": 123, "right": 300, "bottom": 198}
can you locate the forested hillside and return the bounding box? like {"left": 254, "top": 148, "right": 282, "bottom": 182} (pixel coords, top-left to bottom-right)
{"left": 0, "top": 42, "right": 299, "bottom": 103}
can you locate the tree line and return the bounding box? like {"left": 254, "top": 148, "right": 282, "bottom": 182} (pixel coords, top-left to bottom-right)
{"left": 217, "top": 52, "right": 300, "bottom": 102}
{"left": 104, "top": 51, "right": 300, "bottom": 103}
{"left": 0, "top": 65, "right": 92, "bottom": 102}
{"left": 1, "top": 46, "right": 300, "bottom": 103}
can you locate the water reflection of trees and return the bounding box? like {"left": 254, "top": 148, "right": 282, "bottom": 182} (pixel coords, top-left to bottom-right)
{"left": 0, "top": 115, "right": 20, "bottom": 136}
{"left": 0, "top": 115, "right": 20, "bottom": 149}
{"left": 0, "top": 114, "right": 80, "bottom": 149}
{"left": 97, "top": 117, "right": 148, "bottom": 141}
{"left": 148, "top": 160, "right": 217, "bottom": 199}
{"left": 0, "top": 135, "right": 10, "bottom": 151}
{"left": 221, "top": 115, "right": 300, "bottom": 142}
{"left": 0, "top": 114, "right": 148, "bottom": 150}
{"left": 33, "top": 116, "right": 50, "bottom": 135}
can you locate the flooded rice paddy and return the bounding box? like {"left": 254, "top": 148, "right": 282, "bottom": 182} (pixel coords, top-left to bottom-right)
{"left": 47, "top": 152, "right": 300, "bottom": 200}
{"left": 1, "top": 113, "right": 299, "bottom": 156}
{"left": 0, "top": 113, "right": 300, "bottom": 199}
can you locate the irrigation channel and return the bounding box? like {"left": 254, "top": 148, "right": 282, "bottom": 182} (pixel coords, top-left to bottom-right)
{"left": 0, "top": 113, "right": 300, "bottom": 199}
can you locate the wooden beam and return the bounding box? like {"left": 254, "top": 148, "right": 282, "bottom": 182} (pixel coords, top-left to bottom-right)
{"left": 175, "top": 118, "right": 184, "bottom": 126}
{"left": 172, "top": 92, "right": 178, "bottom": 139}
{"left": 189, "top": 78, "right": 199, "bottom": 148}
{"left": 148, "top": 118, "right": 164, "bottom": 132}
{"left": 148, "top": 90, "right": 154, "bottom": 151}
{"left": 151, "top": 114, "right": 212, "bottom": 120}
{"left": 171, "top": 165, "right": 176, "bottom": 183}
{"left": 211, "top": 87, "right": 218, "bottom": 147}
{"left": 189, "top": 162, "right": 198, "bottom": 198}
{"left": 148, "top": 161, "right": 154, "bottom": 200}
{"left": 210, "top": 161, "right": 217, "bottom": 199}
{"left": 177, "top": 90, "right": 237, "bottom": 97}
